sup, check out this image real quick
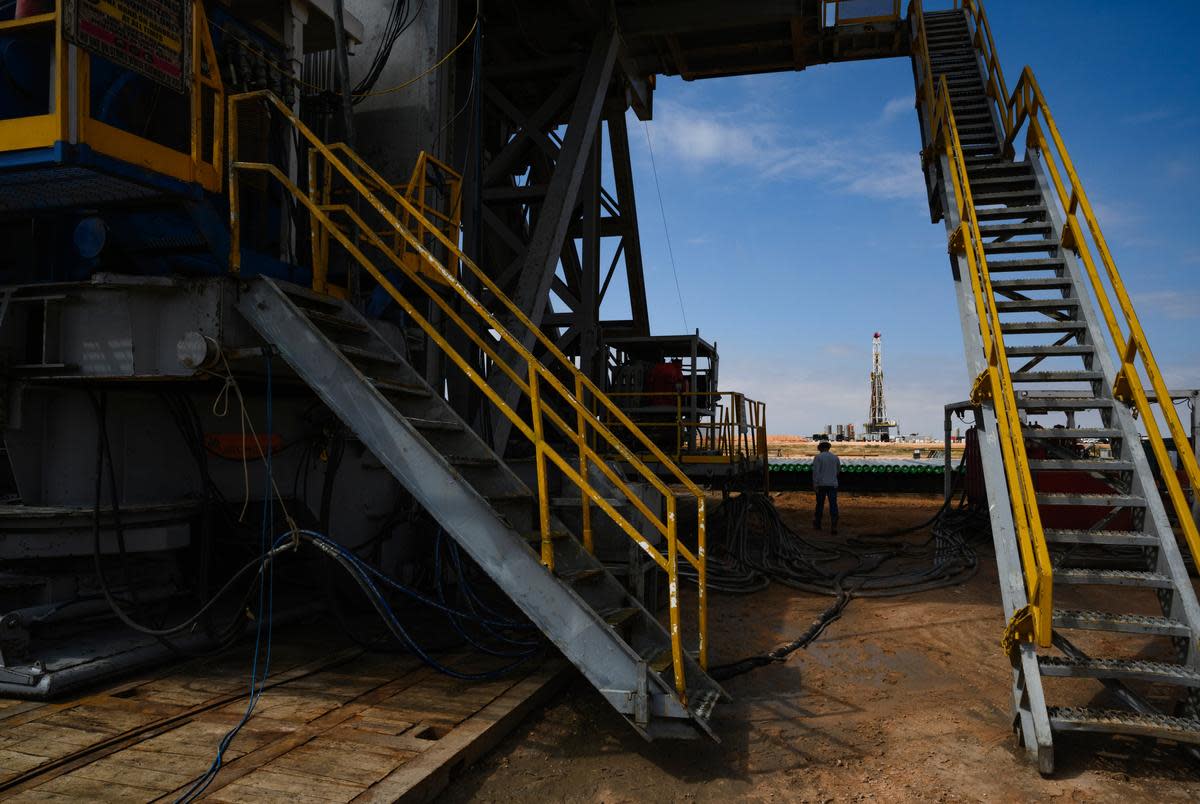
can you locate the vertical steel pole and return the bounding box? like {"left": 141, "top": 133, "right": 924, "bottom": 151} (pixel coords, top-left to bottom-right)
{"left": 576, "top": 374, "right": 593, "bottom": 554}
{"left": 331, "top": 0, "right": 360, "bottom": 301}
{"left": 530, "top": 366, "right": 553, "bottom": 571}
{"left": 944, "top": 405, "right": 953, "bottom": 504}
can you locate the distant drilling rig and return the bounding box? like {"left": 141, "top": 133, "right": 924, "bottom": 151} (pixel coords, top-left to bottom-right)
{"left": 865, "top": 332, "right": 898, "bottom": 441}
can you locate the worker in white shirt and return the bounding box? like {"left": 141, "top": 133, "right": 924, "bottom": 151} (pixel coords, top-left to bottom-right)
{"left": 812, "top": 440, "right": 841, "bottom": 535}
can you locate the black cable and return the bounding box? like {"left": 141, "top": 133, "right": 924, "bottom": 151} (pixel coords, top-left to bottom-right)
{"left": 694, "top": 443, "right": 989, "bottom": 680}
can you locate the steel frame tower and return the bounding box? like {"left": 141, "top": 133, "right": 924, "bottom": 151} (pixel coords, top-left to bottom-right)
{"left": 865, "top": 332, "right": 898, "bottom": 440}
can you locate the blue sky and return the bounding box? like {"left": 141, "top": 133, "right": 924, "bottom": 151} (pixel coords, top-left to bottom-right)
{"left": 616, "top": 1, "right": 1200, "bottom": 437}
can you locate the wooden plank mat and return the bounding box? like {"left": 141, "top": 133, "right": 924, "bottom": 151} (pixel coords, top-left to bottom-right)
{"left": 1, "top": 627, "right": 569, "bottom": 803}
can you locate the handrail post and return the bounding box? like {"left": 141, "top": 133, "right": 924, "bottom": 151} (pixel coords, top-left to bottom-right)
{"left": 576, "top": 373, "right": 593, "bottom": 554}
{"left": 696, "top": 494, "right": 708, "bottom": 670}
{"left": 666, "top": 494, "right": 687, "bottom": 702}
{"left": 228, "top": 97, "right": 241, "bottom": 273}
{"left": 308, "top": 148, "right": 325, "bottom": 293}
{"left": 530, "top": 365, "right": 554, "bottom": 571}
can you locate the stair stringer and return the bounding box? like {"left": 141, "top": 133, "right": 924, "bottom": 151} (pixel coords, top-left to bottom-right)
{"left": 930, "top": 147, "right": 1056, "bottom": 771}
{"left": 1026, "top": 149, "right": 1200, "bottom": 674}
{"left": 236, "top": 278, "right": 711, "bottom": 738}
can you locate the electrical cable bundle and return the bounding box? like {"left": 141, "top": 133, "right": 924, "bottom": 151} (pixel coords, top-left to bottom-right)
{"left": 352, "top": 0, "right": 425, "bottom": 103}
{"left": 692, "top": 447, "right": 990, "bottom": 680}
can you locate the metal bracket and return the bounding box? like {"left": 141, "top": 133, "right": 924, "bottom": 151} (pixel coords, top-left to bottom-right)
{"left": 1112, "top": 367, "right": 1134, "bottom": 407}
{"left": 1001, "top": 605, "right": 1037, "bottom": 665}
{"left": 969, "top": 369, "right": 992, "bottom": 404}
{"left": 947, "top": 225, "right": 966, "bottom": 255}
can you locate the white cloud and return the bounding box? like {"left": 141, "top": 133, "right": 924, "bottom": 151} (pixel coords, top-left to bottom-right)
{"left": 880, "top": 95, "right": 913, "bottom": 123}
{"left": 641, "top": 102, "right": 924, "bottom": 202}
{"left": 1134, "top": 290, "right": 1200, "bottom": 321}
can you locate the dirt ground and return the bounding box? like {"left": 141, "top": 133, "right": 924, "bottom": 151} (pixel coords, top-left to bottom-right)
{"left": 439, "top": 492, "right": 1200, "bottom": 803}
{"left": 767, "top": 435, "right": 966, "bottom": 460}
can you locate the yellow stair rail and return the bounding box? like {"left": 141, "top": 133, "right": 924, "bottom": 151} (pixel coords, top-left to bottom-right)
{"left": 912, "top": 0, "right": 1054, "bottom": 647}
{"left": 955, "top": 0, "right": 1200, "bottom": 572}
{"left": 914, "top": 0, "right": 1200, "bottom": 648}
{"left": 226, "top": 91, "right": 708, "bottom": 700}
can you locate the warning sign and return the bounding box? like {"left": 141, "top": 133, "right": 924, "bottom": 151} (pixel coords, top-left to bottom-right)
{"left": 65, "top": 0, "right": 192, "bottom": 94}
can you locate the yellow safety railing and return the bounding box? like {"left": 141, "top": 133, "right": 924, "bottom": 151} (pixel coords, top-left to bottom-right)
{"left": 227, "top": 91, "right": 708, "bottom": 699}
{"left": 602, "top": 392, "right": 768, "bottom": 468}
{"left": 0, "top": 3, "right": 223, "bottom": 191}
{"left": 952, "top": 0, "right": 1200, "bottom": 571}
{"left": 911, "top": 0, "right": 1053, "bottom": 647}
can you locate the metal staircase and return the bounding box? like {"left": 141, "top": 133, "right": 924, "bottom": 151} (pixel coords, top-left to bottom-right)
{"left": 228, "top": 93, "right": 726, "bottom": 740}
{"left": 912, "top": 0, "right": 1200, "bottom": 772}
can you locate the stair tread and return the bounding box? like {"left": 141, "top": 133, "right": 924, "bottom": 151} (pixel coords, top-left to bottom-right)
{"left": 1022, "top": 426, "right": 1121, "bottom": 438}
{"left": 1001, "top": 320, "right": 1087, "bottom": 331}
{"left": 406, "top": 416, "right": 463, "bottom": 432}
{"left": 1043, "top": 528, "right": 1157, "bottom": 546}
{"left": 1028, "top": 459, "right": 1132, "bottom": 470}
{"left": 602, "top": 607, "right": 641, "bottom": 629}
{"left": 1054, "top": 568, "right": 1173, "bottom": 588}
{"left": 1047, "top": 707, "right": 1200, "bottom": 743}
{"left": 1016, "top": 395, "right": 1111, "bottom": 409}
{"left": 1004, "top": 345, "right": 1093, "bottom": 357}
{"left": 304, "top": 308, "right": 370, "bottom": 333}
{"left": 558, "top": 567, "right": 606, "bottom": 584}
{"left": 1040, "top": 657, "right": 1200, "bottom": 686}
{"left": 552, "top": 496, "right": 630, "bottom": 508}
{"left": 369, "top": 377, "right": 431, "bottom": 397}
{"left": 339, "top": 344, "right": 401, "bottom": 364}
{"left": 974, "top": 206, "right": 1049, "bottom": 222}
{"left": 280, "top": 284, "right": 344, "bottom": 309}
{"left": 991, "top": 276, "right": 1071, "bottom": 289}
{"left": 983, "top": 239, "right": 1060, "bottom": 253}
{"left": 1035, "top": 491, "right": 1144, "bottom": 506}
{"left": 1053, "top": 609, "right": 1191, "bottom": 636}
{"left": 1009, "top": 370, "right": 1101, "bottom": 380}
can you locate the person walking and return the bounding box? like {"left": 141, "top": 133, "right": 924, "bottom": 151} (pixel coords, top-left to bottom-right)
{"left": 812, "top": 440, "right": 840, "bottom": 534}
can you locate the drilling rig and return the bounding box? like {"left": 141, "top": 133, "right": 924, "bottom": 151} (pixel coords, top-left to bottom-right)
{"left": 864, "top": 332, "right": 898, "bottom": 441}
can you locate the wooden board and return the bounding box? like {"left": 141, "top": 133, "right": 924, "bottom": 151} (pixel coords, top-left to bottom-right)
{"left": 0, "top": 625, "right": 568, "bottom": 803}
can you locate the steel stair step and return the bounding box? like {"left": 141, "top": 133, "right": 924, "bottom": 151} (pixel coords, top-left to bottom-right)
{"left": 1001, "top": 320, "right": 1086, "bottom": 333}
{"left": 980, "top": 222, "right": 1053, "bottom": 238}
{"left": 1003, "top": 344, "right": 1093, "bottom": 357}
{"left": 983, "top": 239, "right": 1060, "bottom": 254}
{"left": 1052, "top": 609, "right": 1191, "bottom": 637}
{"left": 303, "top": 308, "right": 370, "bottom": 334}
{"left": 991, "top": 276, "right": 1070, "bottom": 290}
{"left": 1036, "top": 491, "right": 1144, "bottom": 507}
{"left": 558, "top": 567, "right": 606, "bottom": 585}
{"left": 995, "top": 298, "right": 1080, "bottom": 312}
{"left": 339, "top": 344, "right": 402, "bottom": 365}
{"left": 1009, "top": 370, "right": 1101, "bottom": 382}
{"left": 445, "top": 454, "right": 498, "bottom": 468}
{"left": 602, "top": 607, "right": 640, "bottom": 630}
{"left": 1047, "top": 707, "right": 1200, "bottom": 744}
{"left": 279, "top": 283, "right": 344, "bottom": 310}
{"left": 649, "top": 646, "right": 675, "bottom": 675}
{"left": 1054, "top": 568, "right": 1173, "bottom": 589}
{"left": 1022, "top": 426, "right": 1120, "bottom": 439}
{"left": 983, "top": 257, "right": 1066, "bottom": 273}
{"left": 1042, "top": 657, "right": 1200, "bottom": 687}
{"left": 521, "top": 528, "right": 570, "bottom": 543}
{"left": 406, "top": 416, "right": 464, "bottom": 433}
{"left": 1016, "top": 395, "right": 1110, "bottom": 410}
{"left": 1043, "top": 528, "right": 1157, "bottom": 546}
{"left": 552, "top": 496, "right": 630, "bottom": 509}
{"left": 972, "top": 189, "right": 1044, "bottom": 204}
{"left": 369, "top": 378, "right": 432, "bottom": 397}
{"left": 974, "top": 205, "right": 1049, "bottom": 222}
{"left": 1029, "top": 459, "right": 1131, "bottom": 471}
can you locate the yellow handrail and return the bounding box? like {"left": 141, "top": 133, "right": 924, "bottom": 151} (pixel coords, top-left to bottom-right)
{"left": 227, "top": 91, "right": 708, "bottom": 694}
{"left": 602, "top": 391, "right": 768, "bottom": 466}
{"left": 917, "top": 0, "right": 1200, "bottom": 644}
{"left": 997, "top": 68, "right": 1200, "bottom": 568}
{"left": 911, "top": 0, "right": 1053, "bottom": 647}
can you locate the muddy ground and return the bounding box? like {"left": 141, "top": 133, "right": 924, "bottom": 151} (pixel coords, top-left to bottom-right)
{"left": 440, "top": 492, "right": 1200, "bottom": 803}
